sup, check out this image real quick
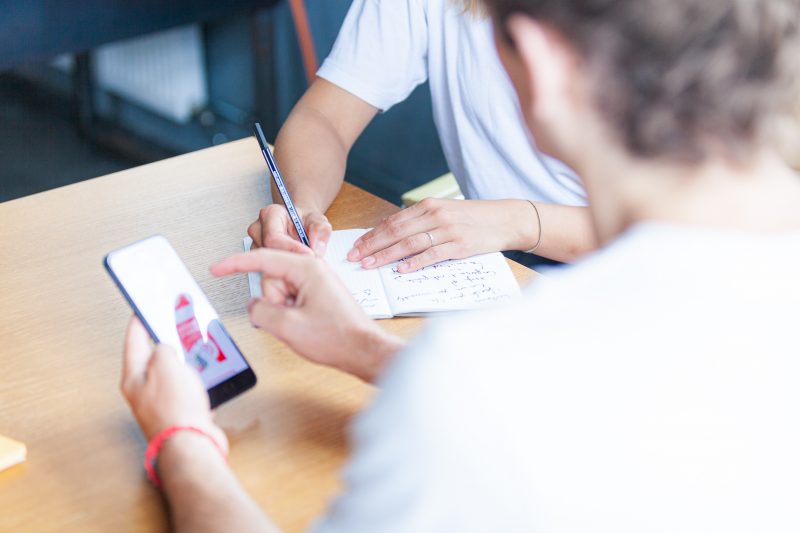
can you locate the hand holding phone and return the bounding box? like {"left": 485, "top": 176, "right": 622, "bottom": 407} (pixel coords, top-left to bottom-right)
{"left": 121, "top": 316, "right": 229, "bottom": 446}
{"left": 105, "top": 235, "right": 257, "bottom": 408}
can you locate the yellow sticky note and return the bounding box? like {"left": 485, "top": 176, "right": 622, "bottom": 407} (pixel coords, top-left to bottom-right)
{"left": 0, "top": 434, "right": 26, "bottom": 472}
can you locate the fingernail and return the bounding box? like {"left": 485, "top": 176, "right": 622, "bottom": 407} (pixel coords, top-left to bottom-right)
{"left": 362, "top": 256, "right": 375, "bottom": 267}
{"left": 348, "top": 248, "right": 361, "bottom": 261}
{"left": 397, "top": 262, "right": 409, "bottom": 273}
{"left": 315, "top": 241, "right": 327, "bottom": 257}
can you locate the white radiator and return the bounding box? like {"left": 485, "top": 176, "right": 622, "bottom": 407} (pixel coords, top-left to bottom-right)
{"left": 95, "top": 25, "right": 208, "bottom": 124}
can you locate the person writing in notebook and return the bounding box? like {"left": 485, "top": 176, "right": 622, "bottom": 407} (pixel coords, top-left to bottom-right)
{"left": 121, "top": 0, "right": 800, "bottom": 530}
{"left": 248, "top": 0, "right": 597, "bottom": 271}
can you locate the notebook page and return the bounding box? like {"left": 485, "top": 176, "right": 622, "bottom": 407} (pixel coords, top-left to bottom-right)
{"left": 379, "top": 252, "right": 521, "bottom": 315}
{"left": 323, "top": 229, "right": 394, "bottom": 319}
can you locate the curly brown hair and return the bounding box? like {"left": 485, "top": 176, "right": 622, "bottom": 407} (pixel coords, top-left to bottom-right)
{"left": 487, "top": 0, "right": 800, "bottom": 163}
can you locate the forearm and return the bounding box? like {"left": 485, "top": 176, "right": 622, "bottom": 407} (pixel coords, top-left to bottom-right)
{"left": 272, "top": 106, "right": 347, "bottom": 215}
{"left": 508, "top": 200, "right": 598, "bottom": 263}
{"left": 160, "top": 433, "right": 279, "bottom": 533}
{"left": 271, "top": 79, "right": 378, "bottom": 216}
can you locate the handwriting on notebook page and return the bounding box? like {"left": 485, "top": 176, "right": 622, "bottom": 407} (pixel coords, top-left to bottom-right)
{"left": 388, "top": 257, "right": 515, "bottom": 306}
{"left": 317, "top": 229, "right": 518, "bottom": 317}
{"left": 350, "top": 287, "right": 383, "bottom": 310}
{"left": 324, "top": 257, "right": 382, "bottom": 311}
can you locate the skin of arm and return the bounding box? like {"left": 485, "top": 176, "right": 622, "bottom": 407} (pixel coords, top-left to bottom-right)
{"left": 273, "top": 78, "right": 378, "bottom": 215}
{"left": 521, "top": 201, "right": 597, "bottom": 263}
{"left": 159, "top": 433, "right": 279, "bottom": 533}
{"left": 248, "top": 78, "right": 378, "bottom": 256}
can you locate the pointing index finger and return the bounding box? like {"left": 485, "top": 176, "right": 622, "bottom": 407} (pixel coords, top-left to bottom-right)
{"left": 210, "top": 249, "right": 314, "bottom": 284}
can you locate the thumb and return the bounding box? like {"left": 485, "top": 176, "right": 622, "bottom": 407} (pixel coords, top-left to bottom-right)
{"left": 147, "top": 343, "right": 183, "bottom": 378}
{"left": 148, "top": 344, "right": 208, "bottom": 394}
{"left": 122, "top": 316, "right": 154, "bottom": 393}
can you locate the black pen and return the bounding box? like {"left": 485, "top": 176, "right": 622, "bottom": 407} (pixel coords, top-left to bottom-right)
{"left": 253, "top": 122, "right": 311, "bottom": 247}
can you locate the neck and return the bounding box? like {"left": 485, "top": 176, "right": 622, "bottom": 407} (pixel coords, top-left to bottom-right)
{"left": 578, "top": 148, "right": 800, "bottom": 244}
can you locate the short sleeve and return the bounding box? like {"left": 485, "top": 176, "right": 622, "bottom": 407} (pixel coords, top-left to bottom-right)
{"left": 317, "top": 0, "right": 429, "bottom": 112}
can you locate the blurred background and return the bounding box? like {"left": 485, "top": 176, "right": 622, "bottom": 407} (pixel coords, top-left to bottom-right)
{"left": 0, "top": 0, "right": 449, "bottom": 204}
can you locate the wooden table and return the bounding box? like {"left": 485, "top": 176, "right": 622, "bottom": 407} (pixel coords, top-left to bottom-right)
{"left": 0, "top": 139, "right": 535, "bottom": 532}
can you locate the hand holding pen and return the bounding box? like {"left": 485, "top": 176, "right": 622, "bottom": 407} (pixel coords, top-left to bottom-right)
{"left": 248, "top": 123, "right": 332, "bottom": 256}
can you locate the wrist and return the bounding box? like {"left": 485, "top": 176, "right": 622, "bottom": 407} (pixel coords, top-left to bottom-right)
{"left": 296, "top": 202, "right": 325, "bottom": 219}
{"left": 506, "top": 200, "right": 542, "bottom": 252}
{"left": 160, "top": 431, "right": 223, "bottom": 463}
{"left": 344, "top": 323, "right": 405, "bottom": 383}
{"left": 148, "top": 426, "right": 228, "bottom": 490}
{"left": 269, "top": 181, "right": 323, "bottom": 217}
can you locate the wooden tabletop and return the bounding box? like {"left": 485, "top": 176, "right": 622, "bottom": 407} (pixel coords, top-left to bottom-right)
{"left": 0, "top": 138, "right": 535, "bottom": 532}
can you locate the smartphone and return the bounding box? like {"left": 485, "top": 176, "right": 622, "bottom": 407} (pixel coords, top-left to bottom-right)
{"left": 104, "top": 235, "right": 256, "bottom": 408}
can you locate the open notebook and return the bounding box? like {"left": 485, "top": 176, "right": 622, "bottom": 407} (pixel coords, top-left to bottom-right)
{"left": 245, "top": 229, "right": 520, "bottom": 319}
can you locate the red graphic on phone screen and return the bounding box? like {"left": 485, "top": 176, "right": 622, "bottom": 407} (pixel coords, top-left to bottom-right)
{"left": 174, "top": 293, "right": 227, "bottom": 372}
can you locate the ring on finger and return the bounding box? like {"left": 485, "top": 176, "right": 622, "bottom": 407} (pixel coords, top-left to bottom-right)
{"left": 424, "top": 231, "right": 435, "bottom": 249}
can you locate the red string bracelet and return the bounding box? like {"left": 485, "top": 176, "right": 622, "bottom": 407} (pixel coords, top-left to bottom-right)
{"left": 144, "top": 425, "right": 228, "bottom": 488}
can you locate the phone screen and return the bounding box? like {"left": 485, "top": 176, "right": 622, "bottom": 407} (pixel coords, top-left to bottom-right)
{"left": 105, "top": 235, "right": 256, "bottom": 407}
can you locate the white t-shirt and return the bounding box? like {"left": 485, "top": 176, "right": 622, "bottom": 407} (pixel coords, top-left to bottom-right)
{"left": 317, "top": 0, "right": 587, "bottom": 206}
{"left": 314, "top": 223, "right": 800, "bottom": 532}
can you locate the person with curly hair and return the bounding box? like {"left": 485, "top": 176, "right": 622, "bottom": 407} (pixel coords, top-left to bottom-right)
{"left": 122, "top": 1, "right": 800, "bottom": 531}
